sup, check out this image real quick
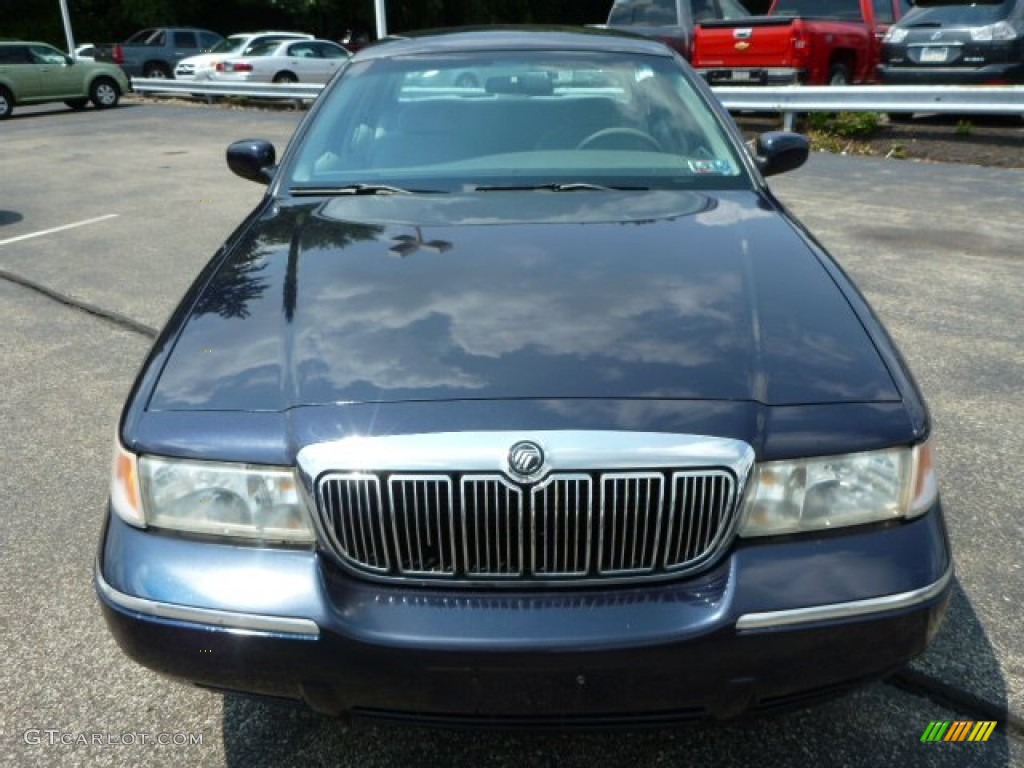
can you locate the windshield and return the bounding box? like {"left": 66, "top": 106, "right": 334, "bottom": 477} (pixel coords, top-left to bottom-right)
{"left": 287, "top": 51, "right": 749, "bottom": 193}
{"left": 902, "top": 0, "right": 1014, "bottom": 26}
{"left": 210, "top": 35, "right": 249, "bottom": 55}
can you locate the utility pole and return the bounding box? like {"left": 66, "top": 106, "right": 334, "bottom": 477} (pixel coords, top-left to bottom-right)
{"left": 58, "top": 0, "right": 77, "bottom": 57}
{"left": 374, "top": 0, "right": 388, "bottom": 39}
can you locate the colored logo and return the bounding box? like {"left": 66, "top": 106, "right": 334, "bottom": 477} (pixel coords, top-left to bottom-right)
{"left": 735, "top": 41, "right": 751, "bottom": 51}
{"left": 921, "top": 721, "right": 997, "bottom": 742}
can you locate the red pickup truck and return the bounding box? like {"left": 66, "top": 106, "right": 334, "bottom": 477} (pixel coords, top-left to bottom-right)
{"left": 692, "top": 0, "right": 911, "bottom": 86}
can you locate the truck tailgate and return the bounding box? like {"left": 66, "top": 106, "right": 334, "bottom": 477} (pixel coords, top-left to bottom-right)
{"left": 693, "top": 17, "right": 797, "bottom": 76}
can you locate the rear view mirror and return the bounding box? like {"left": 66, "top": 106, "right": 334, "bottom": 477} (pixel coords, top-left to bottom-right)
{"left": 485, "top": 72, "right": 554, "bottom": 96}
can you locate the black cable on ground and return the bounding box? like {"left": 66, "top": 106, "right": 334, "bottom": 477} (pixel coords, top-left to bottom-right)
{"left": 1, "top": 268, "right": 158, "bottom": 339}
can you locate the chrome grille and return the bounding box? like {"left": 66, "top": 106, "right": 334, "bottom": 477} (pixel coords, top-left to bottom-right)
{"left": 664, "top": 471, "right": 734, "bottom": 567}
{"left": 532, "top": 475, "right": 592, "bottom": 576}
{"left": 599, "top": 473, "right": 664, "bottom": 575}
{"left": 318, "top": 474, "right": 390, "bottom": 572}
{"left": 462, "top": 476, "right": 524, "bottom": 577}
{"left": 388, "top": 475, "right": 455, "bottom": 575}
{"left": 316, "top": 468, "right": 737, "bottom": 584}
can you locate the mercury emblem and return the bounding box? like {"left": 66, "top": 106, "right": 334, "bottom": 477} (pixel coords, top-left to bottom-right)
{"left": 508, "top": 441, "right": 545, "bottom": 478}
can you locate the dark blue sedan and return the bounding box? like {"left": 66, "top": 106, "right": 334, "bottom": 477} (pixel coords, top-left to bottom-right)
{"left": 97, "top": 27, "right": 951, "bottom": 724}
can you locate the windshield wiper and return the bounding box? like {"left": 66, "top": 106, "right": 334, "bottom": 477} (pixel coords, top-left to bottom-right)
{"left": 474, "top": 182, "right": 648, "bottom": 192}
{"left": 291, "top": 184, "right": 443, "bottom": 196}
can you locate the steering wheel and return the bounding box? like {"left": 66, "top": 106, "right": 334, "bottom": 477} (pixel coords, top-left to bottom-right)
{"left": 576, "top": 127, "right": 663, "bottom": 152}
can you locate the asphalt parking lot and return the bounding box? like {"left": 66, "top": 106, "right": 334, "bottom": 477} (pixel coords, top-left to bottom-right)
{"left": 1, "top": 100, "right": 1022, "bottom": 767}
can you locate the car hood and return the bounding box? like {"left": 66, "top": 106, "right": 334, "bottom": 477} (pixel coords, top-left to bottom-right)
{"left": 148, "top": 190, "right": 899, "bottom": 412}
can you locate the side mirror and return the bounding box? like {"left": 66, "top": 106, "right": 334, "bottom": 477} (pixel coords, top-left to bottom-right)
{"left": 227, "top": 139, "right": 277, "bottom": 184}
{"left": 754, "top": 131, "right": 810, "bottom": 177}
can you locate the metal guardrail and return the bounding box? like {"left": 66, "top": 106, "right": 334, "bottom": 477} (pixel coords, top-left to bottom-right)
{"left": 711, "top": 84, "right": 1024, "bottom": 130}
{"left": 131, "top": 78, "right": 1024, "bottom": 130}
{"left": 131, "top": 78, "right": 323, "bottom": 101}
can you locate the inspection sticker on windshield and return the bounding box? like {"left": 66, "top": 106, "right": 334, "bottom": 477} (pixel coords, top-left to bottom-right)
{"left": 688, "top": 159, "right": 732, "bottom": 175}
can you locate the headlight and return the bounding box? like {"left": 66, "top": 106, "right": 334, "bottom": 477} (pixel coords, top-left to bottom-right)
{"left": 110, "top": 441, "right": 314, "bottom": 543}
{"left": 884, "top": 27, "right": 909, "bottom": 44}
{"left": 969, "top": 21, "right": 1016, "bottom": 42}
{"left": 739, "top": 440, "right": 937, "bottom": 537}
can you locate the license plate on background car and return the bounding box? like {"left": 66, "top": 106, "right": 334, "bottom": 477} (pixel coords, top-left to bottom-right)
{"left": 920, "top": 47, "right": 948, "bottom": 63}
{"left": 714, "top": 70, "right": 765, "bottom": 84}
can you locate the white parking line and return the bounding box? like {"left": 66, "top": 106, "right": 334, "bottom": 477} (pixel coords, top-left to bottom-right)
{"left": 0, "top": 214, "right": 119, "bottom": 247}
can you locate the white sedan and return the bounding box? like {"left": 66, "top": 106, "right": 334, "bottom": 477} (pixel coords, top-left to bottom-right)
{"left": 173, "top": 31, "right": 313, "bottom": 82}
{"left": 211, "top": 39, "right": 349, "bottom": 84}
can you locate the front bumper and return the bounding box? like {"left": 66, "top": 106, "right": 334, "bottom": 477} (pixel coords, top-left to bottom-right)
{"left": 97, "top": 505, "right": 952, "bottom": 724}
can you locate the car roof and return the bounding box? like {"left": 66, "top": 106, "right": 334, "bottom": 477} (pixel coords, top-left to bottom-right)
{"left": 136, "top": 27, "right": 218, "bottom": 33}
{"left": 228, "top": 31, "right": 314, "bottom": 39}
{"left": 261, "top": 37, "right": 341, "bottom": 47}
{"left": 353, "top": 27, "right": 675, "bottom": 61}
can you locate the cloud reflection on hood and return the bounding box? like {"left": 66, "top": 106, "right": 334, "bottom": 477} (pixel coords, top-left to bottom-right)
{"left": 150, "top": 191, "right": 898, "bottom": 411}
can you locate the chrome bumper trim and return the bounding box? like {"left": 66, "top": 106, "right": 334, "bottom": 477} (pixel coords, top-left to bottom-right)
{"left": 735, "top": 564, "right": 953, "bottom": 631}
{"left": 95, "top": 562, "right": 320, "bottom": 638}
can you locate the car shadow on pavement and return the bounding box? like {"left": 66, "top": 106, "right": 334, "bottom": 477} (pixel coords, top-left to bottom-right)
{"left": 221, "top": 577, "right": 1012, "bottom": 768}
{"left": 901, "top": 579, "right": 1015, "bottom": 722}
{"left": 0, "top": 210, "right": 24, "bottom": 227}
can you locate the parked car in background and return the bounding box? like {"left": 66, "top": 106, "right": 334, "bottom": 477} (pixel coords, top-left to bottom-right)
{"left": 0, "top": 41, "right": 130, "bottom": 118}
{"left": 74, "top": 43, "right": 96, "bottom": 61}
{"left": 692, "top": 0, "right": 911, "bottom": 84}
{"left": 604, "top": 0, "right": 753, "bottom": 58}
{"left": 97, "top": 28, "right": 951, "bottom": 724}
{"left": 879, "top": 0, "right": 1024, "bottom": 84}
{"left": 95, "top": 27, "right": 223, "bottom": 79}
{"left": 174, "top": 31, "right": 314, "bottom": 82}
{"left": 211, "top": 38, "right": 349, "bottom": 84}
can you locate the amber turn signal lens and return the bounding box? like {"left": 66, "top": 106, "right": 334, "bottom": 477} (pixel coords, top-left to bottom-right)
{"left": 110, "top": 437, "right": 145, "bottom": 527}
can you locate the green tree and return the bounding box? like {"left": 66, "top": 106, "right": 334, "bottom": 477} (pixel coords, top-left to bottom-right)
{"left": 14, "top": 0, "right": 772, "bottom": 47}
